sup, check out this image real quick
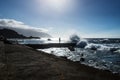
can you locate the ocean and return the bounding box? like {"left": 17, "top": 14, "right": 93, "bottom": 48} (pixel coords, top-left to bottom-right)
{"left": 8, "top": 38, "right": 120, "bottom": 74}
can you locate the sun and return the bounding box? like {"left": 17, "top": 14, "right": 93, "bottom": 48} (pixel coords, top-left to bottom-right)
{"left": 35, "top": 0, "right": 74, "bottom": 15}
{"left": 46, "top": 0, "right": 67, "bottom": 11}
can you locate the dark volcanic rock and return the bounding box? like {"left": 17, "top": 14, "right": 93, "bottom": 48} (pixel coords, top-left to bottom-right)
{"left": 91, "top": 45, "right": 98, "bottom": 51}
{"left": 77, "top": 41, "right": 87, "bottom": 48}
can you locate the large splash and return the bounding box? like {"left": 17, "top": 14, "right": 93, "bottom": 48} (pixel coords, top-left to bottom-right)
{"left": 68, "top": 34, "right": 88, "bottom": 48}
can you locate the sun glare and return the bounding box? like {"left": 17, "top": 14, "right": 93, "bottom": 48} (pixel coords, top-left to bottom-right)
{"left": 46, "top": 0, "right": 68, "bottom": 10}
{"left": 35, "top": 0, "right": 75, "bottom": 15}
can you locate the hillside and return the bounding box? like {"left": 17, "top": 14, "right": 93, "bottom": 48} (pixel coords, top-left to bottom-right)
{"left": 0, "top": 28, "right": 26, "bottom": 38}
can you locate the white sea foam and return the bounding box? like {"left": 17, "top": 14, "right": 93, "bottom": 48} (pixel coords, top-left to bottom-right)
{"left": 38, "top": 43, "right": 120, "bottom": 74}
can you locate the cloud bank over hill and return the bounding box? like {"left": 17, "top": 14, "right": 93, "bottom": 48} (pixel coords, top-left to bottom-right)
{"left": 0, "top": 19, "right": 51, "bottom": 37}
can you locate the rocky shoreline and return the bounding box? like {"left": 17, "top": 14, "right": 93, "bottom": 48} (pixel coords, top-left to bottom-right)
{"left": 0, "top": 41, "right": 120, "bottom": 80}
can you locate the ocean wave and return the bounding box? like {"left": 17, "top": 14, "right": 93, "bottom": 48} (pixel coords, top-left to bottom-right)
{"left": 38, "top": 43, "right": 120, "bottom": 74}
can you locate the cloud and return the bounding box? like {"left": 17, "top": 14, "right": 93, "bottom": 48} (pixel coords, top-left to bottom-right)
{"left": 0, "top": 19, "right": 51, "bottom": 37}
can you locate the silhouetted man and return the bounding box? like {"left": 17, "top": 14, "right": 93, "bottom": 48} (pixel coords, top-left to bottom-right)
{"left": 59, "top": 37, "right": 61, "bottom": 43}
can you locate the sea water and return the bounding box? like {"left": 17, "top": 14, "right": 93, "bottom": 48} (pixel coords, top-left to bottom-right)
{"left": 38, "top": 43, "right": 120, "bottom": 74}
{"left": 38, "top": 38, "right": 120, "bottom": 74}
{"left": 9, "top": 38, "right": 120, "bottom": 74}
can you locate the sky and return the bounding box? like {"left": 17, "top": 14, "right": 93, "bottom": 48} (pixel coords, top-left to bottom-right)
{"left": 0, "top": 0, "right": 120, "bottom": 38}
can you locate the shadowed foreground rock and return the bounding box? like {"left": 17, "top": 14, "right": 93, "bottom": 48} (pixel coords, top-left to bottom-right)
{"left": 0, "top": 41, "right": 120, "bottom": 80}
